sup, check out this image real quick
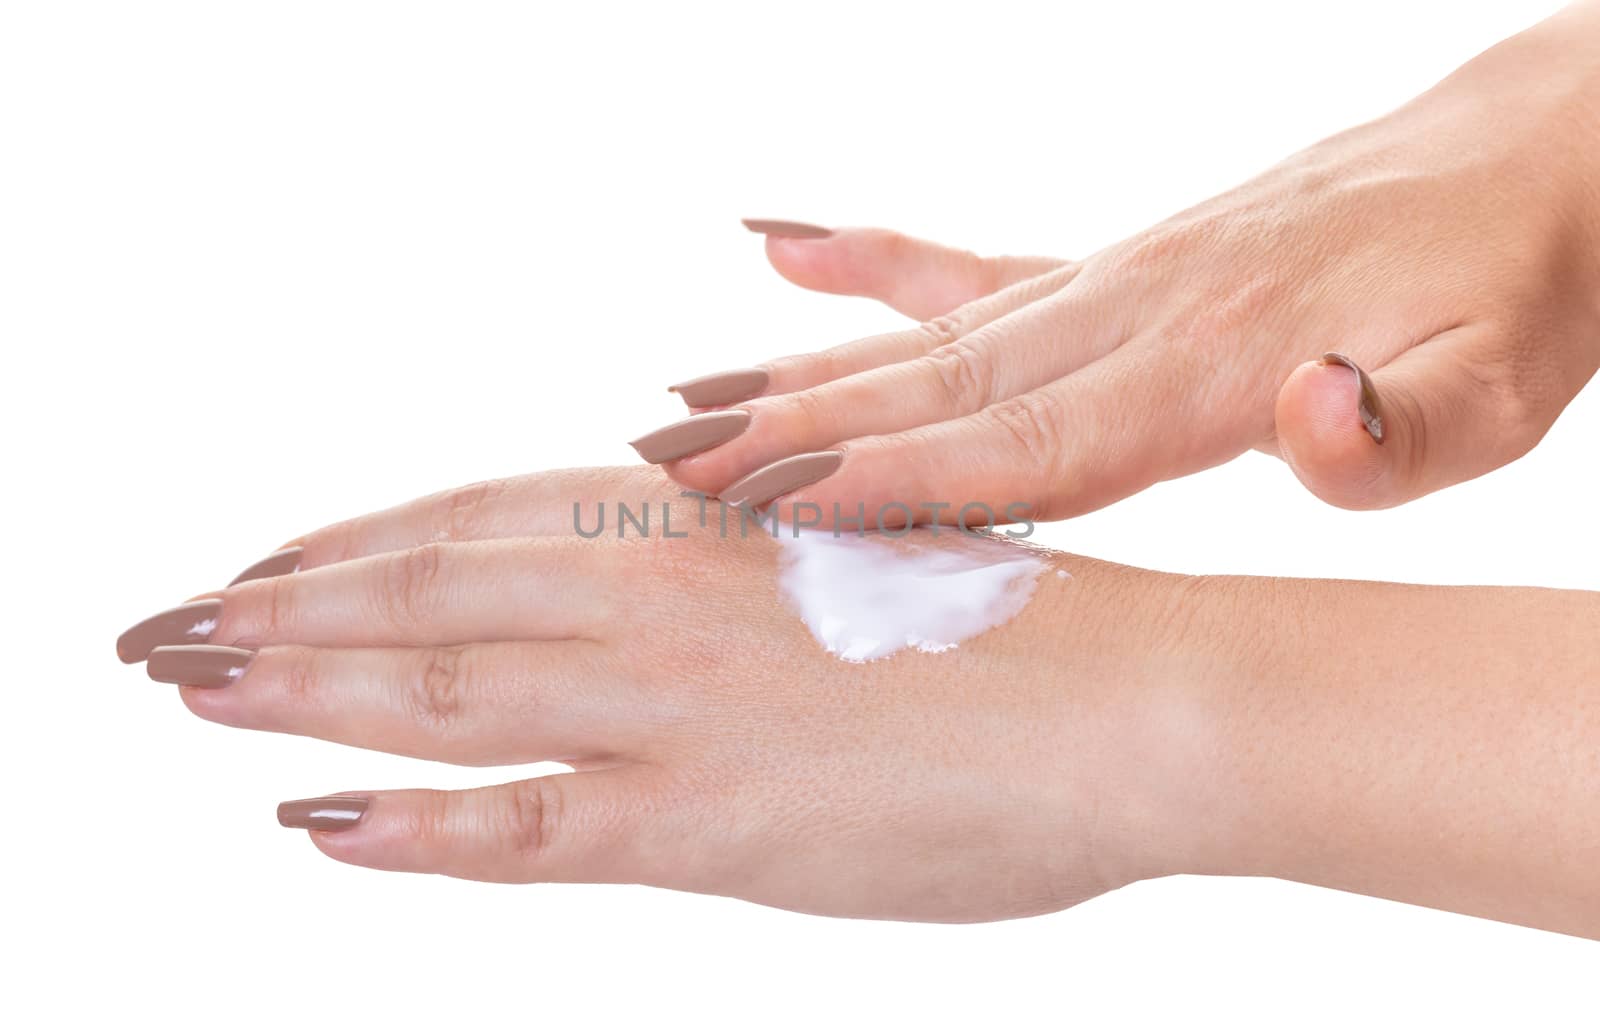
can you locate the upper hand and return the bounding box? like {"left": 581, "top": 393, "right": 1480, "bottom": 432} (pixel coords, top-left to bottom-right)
{"left": 640, "top": 10, "right": 1600, "bottom": 523}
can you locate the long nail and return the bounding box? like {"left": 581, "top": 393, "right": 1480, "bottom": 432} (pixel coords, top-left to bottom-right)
{"left": 1320, "top": 352, "right": 1385, "bottom": 443}
{"left": 146, "top": 645, "right": 255, "bottom": 688}
{"left": 277, "top": 796, "right": 369, "bottom": 831}
{"left": 722, "top": 450, "right": 844, "bottom": 508}
{"left": 668, "top": 368, "right": 769, "bottom": 407}
{"left": 629, "top": 410, "right": 751, "bottom": 464}
{"left": 741, "top": 218, "right": 832, "bottom": 239}
{"left": 116, "top": 599, "right": 224, "bottom": 664}
{"left": 229, "top": 546, "right": 303, "bottom": 586}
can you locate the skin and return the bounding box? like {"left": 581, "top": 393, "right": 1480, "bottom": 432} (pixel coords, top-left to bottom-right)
{"left": 157, "top": 466, "right": 1600, "bottom": 937}
{"left": 664, "top": 0, "right": 1600, "bottom": 522}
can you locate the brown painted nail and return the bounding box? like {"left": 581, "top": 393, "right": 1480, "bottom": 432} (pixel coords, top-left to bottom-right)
{"left": 741, "top": 218, "right": 833, "bottom": 239}
{"left": 668, "top": 368, "right": 769, "bottom": 408}
{"left": 116, "top": 599, "right": 224, "bottom": 664}
{"left": 1320, "top": 352, "right": 1385, "bottom": 443}
{"left": 229, "top": 546, "right": 303, "bottom": 586}
{"left": 629, "top": 410, "right": 752, "bottom": 464}
{"left": 722, "top": 450, "right": 844, "bottom": 509}
{"left": 146, "top": 645, "right": 255, "bottom": 688}
{"left": 277, "top": 796, "right": 369, "bottom": 831}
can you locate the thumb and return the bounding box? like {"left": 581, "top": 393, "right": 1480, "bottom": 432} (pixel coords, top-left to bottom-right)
{"left": 742, "top": 219, "right": 1066, "bottom": 321}
{"left": 1275, "top": 324, "right": 1578, "bottom": 509}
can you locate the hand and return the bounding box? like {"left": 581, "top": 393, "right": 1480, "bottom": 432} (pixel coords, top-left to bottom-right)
{"left": 637, "top": 4, "right": 1600, "bottom": 522}
{"left": 114, "top": 466, "right": 1195, "bottom": 921}
{"left": 114, "top": 466, "right": 1600, "bottom": 935}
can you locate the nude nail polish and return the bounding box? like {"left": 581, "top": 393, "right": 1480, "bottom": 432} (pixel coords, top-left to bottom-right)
{"left": 741, "top": 218, "right": 833, "bottom": 239}
{"left": 722, "top": 451, "right": 844, "bottom": 509}
{"left": 630, "top": 410, "right": 752, "bottom": 464}
{"left": 146, "top": 645, "right": 255, "bottom": 688}
{"left": 668, "top": 368, "right": 769, "bottom": 407}
{"left": 116, "top": 599, "right": 224, "bottom": 664}
{"left": 1321, "top": 352, "right": 1385, "bottom": 443}
{"left": 229, "top": 546, "right": 303, "bottom": 586}
{"left": 277, "top": 796, "right": 369, "bottom": 831}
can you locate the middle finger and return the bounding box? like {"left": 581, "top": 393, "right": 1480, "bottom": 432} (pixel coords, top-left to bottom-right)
{"left": 162, "top": 640, "right": 644, "bottom": 766}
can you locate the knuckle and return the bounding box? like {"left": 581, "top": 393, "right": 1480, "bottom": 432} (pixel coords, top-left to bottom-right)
{"left": 765, "top": 351, "right": 816, "bottom": 386}
{"left": 1112, "top": 226, "right": 1191, "bottom": 274}
{"left": 920, "top": 338, "right": 996, "bottom": 412}
{"left": 917, "top": 314, "right": 964, "bottom": 349}
{"left": 776, "top": 384, "right": 834, "bottom": 435}
{"left": 505, "top": 777, "right": 563, "bottom": 866}
{"left": 434, "top": 478, "right": 510, "bottom": 542}
{"left": 1397, "top": 388, "right": 1432, "bottom": 487}
{"left": 882, "top": 228, "right": 918, "bottom": 264}
{"left": 278, "top": 646, "right": 319, "bottom": 707}
{"left": 986, "top": 260, "right": 1077, "bottom": 307}
{"left": 1157, "top": 276, "right": 1285, "bottom": 371}
{"left": 984, "top": 391, "right": 1067, "bottom": 462}
{"left": 300, "top": 519, "right": 358, "bottom": 567}
{"left": 324, "top": 517, "right": 361, "bottom": 564}
{"left": 1206, "top": 276, "right": 1281, "bottom": 341}
{"left": 261, "top": 575, "right": 290, "bottom": 641}
{"left": 377, "top": 542, "right": 446, "bottom": 632}
{"left": 411, "top": 790, "right": 453, "bottom": 848}
{"left": 410, "top": 646, "right": 470, "bottom": 730}
{"left": 1471, "top": 333, "right": 1552, "bottom": 451}
{"left": 974, "top": 252, "right": 1009, "bottom": 297}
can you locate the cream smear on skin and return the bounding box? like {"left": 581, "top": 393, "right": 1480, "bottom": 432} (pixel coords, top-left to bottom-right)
{"left": 774, "top": 527, "right": 1059, "bottom": 663}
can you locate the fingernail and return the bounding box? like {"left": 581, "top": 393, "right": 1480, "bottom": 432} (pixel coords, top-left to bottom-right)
{"left": 1320, "top": 352, "right": 1385, "bottom": 443}
{"left": 668, "top": 368, "right": 769, "bottom": 407}
{"left": 742, "top": 218, "right": 832, "bottom": 239}
{"left": 629, "top": 410, "right": 752, "bottom": 464}
{"left": 116, "top": 599, "right": 224, "bottom": 664}
{"left": 146, "top": 645, "right": 255, "bottom": 688}
{"left": 277, "top": 795, "right": 369, "bottom": 831}
{"left": 722, "top": 450, "right": 844, "bottom": 508}
{"left": 229, "top": 546, "right": 303, "bottom": 586}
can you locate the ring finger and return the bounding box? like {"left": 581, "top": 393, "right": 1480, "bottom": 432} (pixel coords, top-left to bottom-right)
{"left": 117, "top": 537, "right": 616, "bottom": 662}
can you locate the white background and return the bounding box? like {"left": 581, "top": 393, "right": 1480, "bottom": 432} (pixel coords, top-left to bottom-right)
{"left": 3, "top": 0, "right": 1596, "bottom": 1026}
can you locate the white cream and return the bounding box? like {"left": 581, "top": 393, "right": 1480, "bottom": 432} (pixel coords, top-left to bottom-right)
{"left": 774, "top": 527, "right": 1056, "bottom": 663}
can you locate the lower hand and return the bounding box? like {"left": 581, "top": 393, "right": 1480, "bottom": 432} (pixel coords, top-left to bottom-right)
{"left": 115, "top": 467, "right": 1186, "bottom": 921}
{"left": 114, "top": 467, "right": 1600, "bottom": 936}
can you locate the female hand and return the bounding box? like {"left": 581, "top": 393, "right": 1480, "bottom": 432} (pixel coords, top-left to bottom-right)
{"left": 114, "top": 467, "right": 1600, "bottom": 935}
{"left": 114, "top": 466, "right": 1182, "bottom": 921}
{"left": 634, "top": 2, "right": 1600, "bottom": 522}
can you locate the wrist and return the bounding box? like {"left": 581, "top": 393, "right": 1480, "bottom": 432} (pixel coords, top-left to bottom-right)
{"left": 1098, "top": 571, "right": 1387, "bottom": 887}
{"left": 1047, "top": 566, "right": 1285, "bottom": 887}
{"left": 1118, "top": 572, "right": 1286, "bottom": 882}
